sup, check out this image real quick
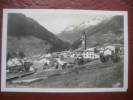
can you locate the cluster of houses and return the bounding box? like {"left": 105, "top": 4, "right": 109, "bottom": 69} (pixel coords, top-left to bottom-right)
{"left": 6, "top": 44, "right": 122, "bottom": 73}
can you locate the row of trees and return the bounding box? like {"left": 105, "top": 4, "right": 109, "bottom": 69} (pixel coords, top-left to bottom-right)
{"left": 7, "top": 51, "right": 26, "bottom": 61}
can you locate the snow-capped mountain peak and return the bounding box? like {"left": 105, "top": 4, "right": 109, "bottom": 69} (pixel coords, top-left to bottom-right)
{"left": 63, "top": 25, "right": 77, "bottom": 32}
{"left": 61, "top": 16, "right": 112, "bottom": 33}
{"left": 79, "top": 20, "right": 100, "bottom": 29}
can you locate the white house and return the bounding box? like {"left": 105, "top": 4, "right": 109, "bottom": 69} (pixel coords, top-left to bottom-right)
{"left": 99, "top": 45, "right": 116, "bottom": 56}
{"left": 7, "top": 58, "right": 23, "bottom": 67}
{"left": 82, "top": 50, "right": 99, "bottom": 59}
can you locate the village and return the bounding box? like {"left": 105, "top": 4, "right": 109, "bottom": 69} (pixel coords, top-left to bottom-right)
{"left": 6, "top": 32, "right": 123, "bottom": 87}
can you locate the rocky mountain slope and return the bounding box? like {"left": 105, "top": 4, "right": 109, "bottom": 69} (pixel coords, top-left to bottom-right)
{"left": 58, "top": 16, "right": 124, "bottom": 49}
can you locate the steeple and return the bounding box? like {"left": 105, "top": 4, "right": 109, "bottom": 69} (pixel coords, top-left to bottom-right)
{"left": 81, "top": 32, "right": 86, "bottom": 50}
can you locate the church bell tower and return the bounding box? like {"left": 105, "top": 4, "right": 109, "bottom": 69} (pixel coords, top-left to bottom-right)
{"left": 81, "top": 32, "right": 87, "bottom": 50}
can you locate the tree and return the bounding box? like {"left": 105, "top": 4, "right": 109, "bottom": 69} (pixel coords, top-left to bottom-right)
{"left": 7, "top": 52, "right": 12, "bottom": 61}
{"left": 12, "top": 52, "right": 17, "bottom": 58}
{"left": 94, "top": 47, "right": 98, "bottom": 53}
{"left": 19, "top": 51, "right": 25, "bottom": 59}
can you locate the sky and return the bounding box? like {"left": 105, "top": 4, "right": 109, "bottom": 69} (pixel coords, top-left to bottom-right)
{"left": 25, "top": 13, "right": 113, "bottom": 34}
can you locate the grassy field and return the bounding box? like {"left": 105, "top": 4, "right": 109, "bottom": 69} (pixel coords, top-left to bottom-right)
{"left": 7, "top": 57, "right": 124, "bottom": 88}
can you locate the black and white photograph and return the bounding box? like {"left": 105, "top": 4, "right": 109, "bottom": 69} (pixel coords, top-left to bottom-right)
{"left": 1, "top": 9, "right": 128, "bottom": 92}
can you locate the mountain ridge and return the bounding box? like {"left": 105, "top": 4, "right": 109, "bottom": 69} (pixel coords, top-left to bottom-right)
{"left": 58, "top": 16, "right": 124, "bottom": 49}
{"left": 7, "top": 13, "right": 70, "bottom": 56}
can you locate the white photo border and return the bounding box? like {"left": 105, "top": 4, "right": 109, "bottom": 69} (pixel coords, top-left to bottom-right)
{"left": 1, "top": 9, "right": 128, "bottom": 92}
